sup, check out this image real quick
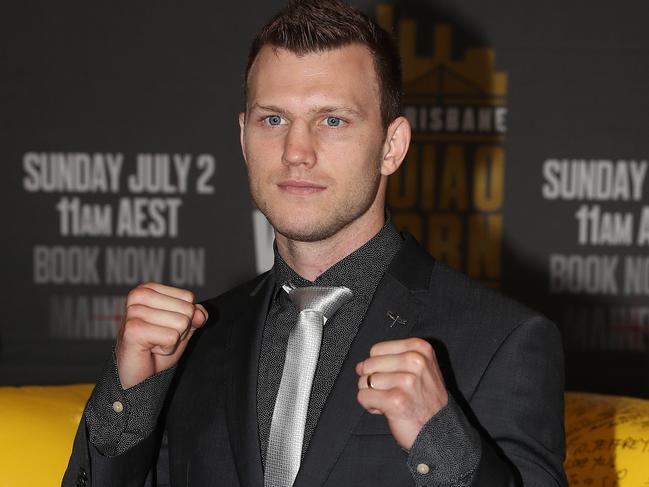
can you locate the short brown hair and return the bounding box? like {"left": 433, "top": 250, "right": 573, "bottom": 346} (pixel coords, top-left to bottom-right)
{"left": 244, "top": 0, "right": 402, "bottom": 127}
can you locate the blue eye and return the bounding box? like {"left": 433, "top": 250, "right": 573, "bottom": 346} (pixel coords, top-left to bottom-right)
{"left": 266, "top": 115, "right": 283, "bottom": 126}
{"left": 325, "top": 117, "right": 342, "bottom": 127}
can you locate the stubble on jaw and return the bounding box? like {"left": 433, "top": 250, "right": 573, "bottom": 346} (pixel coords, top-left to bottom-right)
{"left": 249, "top": 160, "right": 383, "bottom": 244}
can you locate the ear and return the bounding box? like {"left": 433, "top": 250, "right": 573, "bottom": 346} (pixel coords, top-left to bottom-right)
{"left": 239, "top": 112, "right": 247, "bottom": 162}
{"left": 379, "top": 116, "right": 411, "bottom": 176}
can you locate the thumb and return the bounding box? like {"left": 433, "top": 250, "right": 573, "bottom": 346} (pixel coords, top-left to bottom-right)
{"left": 191, "top": 304, "right": 208, "bottom": 328}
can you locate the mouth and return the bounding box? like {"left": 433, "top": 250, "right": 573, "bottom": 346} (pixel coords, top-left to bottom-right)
{"left": 277, "top": 179, "right": 326, "bottom": 196}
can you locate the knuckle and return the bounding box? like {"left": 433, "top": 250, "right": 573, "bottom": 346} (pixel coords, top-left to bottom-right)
{"left": 124, "top": 316, "right": 142, "bottom": 329}
{"left": 410, "top": 337, "right": 432, "bottom": 355}
{"left": 165, "top": 328, "right": 181, "bottom": 347}
{"left": 405, "top": 351, "right": 425, "bottom": 370}
{"left": 121, "top": 318, "right": 144, "bottom": 341}
{"left": 126, "top": 288, "right": 139, "bottom": 303}
{"left": 181, "top": 301, "right": 195, "bottom": 318}
{"left": 402, "top": 373, "right": 416, "bottom": 389}
{"left": 127, "top": 287, "right": 149, "bottom": 304}
{"left": 126, "top": 303, "right": 145, "bottom": 317}
{"left": 172, "top": 314, "right": 191, "bottom": 333}
{"left": 361, "top": 358, "right": 372, "bottom": 374}
{"left": 181, "top": 313, "right": 192, "bottom": 328}
{"left": 389, "top": 390, "right": 406, "bottom": 410}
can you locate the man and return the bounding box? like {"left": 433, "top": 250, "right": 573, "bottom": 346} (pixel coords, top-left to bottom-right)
{"left": 63, "top": 1, "right": 567, "bottom": 486}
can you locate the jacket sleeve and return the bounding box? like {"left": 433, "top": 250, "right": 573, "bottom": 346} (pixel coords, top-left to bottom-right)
{"left": 61, "top": 355, "right": 174, "bottom": 487}
{"left": 61, "top": 417, "right": 161, "bottom": 487}
{"left": 466, "top": 315, "right": 568, "bottom": 487}
{"left": 84, "top": 354, "right": 175, "bottom": 457}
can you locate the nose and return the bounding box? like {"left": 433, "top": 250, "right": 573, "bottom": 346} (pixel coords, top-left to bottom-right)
{"left": 282, "top": 120, "right": 316, "bottom": 168}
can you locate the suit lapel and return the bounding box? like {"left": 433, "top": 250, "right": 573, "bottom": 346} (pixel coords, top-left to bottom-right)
{"left": 225, "top": 273, "right": 274, "bottom": 487}
{"left": 293, "top": 235, "right": 434, "bottom": 487}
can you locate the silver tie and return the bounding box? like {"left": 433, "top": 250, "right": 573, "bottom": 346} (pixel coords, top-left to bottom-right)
{"left": 264, "top": 285, "right": 353, "bottom": 487}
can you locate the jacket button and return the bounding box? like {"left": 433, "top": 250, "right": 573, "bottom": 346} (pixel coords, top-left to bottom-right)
{"left": 112, "top": 400, "right": 124, "bottom": 413}
{"left": 416, "top": 463, "right": 430, "bottom": 474}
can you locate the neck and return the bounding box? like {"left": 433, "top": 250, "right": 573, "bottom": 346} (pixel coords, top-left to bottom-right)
{"left": 275, "top": 205, "right": 386, "bottom": 282}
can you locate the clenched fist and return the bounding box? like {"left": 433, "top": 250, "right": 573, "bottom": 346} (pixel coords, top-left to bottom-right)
{"left": 356, "top": 337, "right": 448, "bottom": 450}
{"left": 115, "top": 282, "right": 208, "bottom": 389}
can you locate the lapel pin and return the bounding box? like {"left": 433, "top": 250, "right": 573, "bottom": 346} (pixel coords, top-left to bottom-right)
{"left": 387, "top": 311, "right": 407, "bottom": 328}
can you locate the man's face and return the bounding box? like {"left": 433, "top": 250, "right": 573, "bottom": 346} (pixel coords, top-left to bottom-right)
{"left": 240, "top": 44, "right": 392, "bottom": 243}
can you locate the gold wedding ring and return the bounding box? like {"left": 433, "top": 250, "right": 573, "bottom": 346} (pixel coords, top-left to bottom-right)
{"left": 367, "top": 373, "right": 375, "bottom": 390}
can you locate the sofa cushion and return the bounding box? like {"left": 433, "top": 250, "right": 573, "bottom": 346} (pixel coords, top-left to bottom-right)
{"left": 0, "top": 384, "right": 93, "bottom": 487}
{"left": 564, "top": 391, "right": 649, "bottom": 487}
{"left": 1, "top": 386, "right": 648, "bottom": 486}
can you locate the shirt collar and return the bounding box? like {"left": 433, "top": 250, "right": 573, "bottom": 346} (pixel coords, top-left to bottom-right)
{"left": 272, "top": 213, "right": 403, "bottom": 304}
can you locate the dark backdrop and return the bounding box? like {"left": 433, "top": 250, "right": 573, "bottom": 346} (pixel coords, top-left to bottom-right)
{"left": 2, "top": 1, "right": 648, "bottom": 397}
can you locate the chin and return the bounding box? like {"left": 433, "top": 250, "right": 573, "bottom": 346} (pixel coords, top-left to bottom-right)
{"left": 272, "top": 217, "right": 345, "bottom": 243}
{"left": 260, "top": 204, "right": 355, "bottom": 243}
{"left": 253, "top": 182, "right": 382, "bottom": 243}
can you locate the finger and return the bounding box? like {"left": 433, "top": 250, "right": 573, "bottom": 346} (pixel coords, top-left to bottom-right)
{"left": 127, "top": 286, "right": 195, "bottom": 318}
{"left": 192, "top": 304, "right": 208, "bottom": 327}
{"left": 358, "top": 351, "right": 429, "bottom": 376}
{"left": 122, "top": 318, "right": 182, "bottom": 355}
{"left": 127, "top": 304, "right": 191, "bottom": 336}
{"left": 139, "top": 282, "right": 196, "bottom": 303}
{"left": 369, "top": 338, "right": 433, "bottom": 359}
{"left": 179, "top": 304, "right": 209, "bottom": 341}
{"left": 357, "top": 372, "right": 418, "bottom": 391}
{"left": 357, "top": 387, "right": 401, "bottom": 416}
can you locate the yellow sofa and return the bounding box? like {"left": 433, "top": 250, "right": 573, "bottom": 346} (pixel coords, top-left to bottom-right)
{"left": 0, "top": 384, "right": 93, "bottom": 487}
{"left": 1, "top": 385, "right": 648, "bottom": 486}
{"left": 564, "top": 392, "right": 649, "bottom": 486}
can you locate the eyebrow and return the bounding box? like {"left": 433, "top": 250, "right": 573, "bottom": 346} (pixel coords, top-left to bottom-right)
{"left": 249, "top": 103, "right": 365, "bottom": 119}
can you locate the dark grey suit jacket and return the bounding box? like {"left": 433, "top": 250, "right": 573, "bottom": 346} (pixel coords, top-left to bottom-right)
{"left": 63, "top": 235, "right": 567, "bottom": 486}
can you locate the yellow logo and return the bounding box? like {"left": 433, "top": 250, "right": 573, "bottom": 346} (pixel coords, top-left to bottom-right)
{"left": 378, "top": 5, "right": 507, "bottom": 288}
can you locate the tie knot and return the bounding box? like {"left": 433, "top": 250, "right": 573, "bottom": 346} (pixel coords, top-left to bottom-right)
{"left": 284, "top": 285, "right": 353, "bottom": 320}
